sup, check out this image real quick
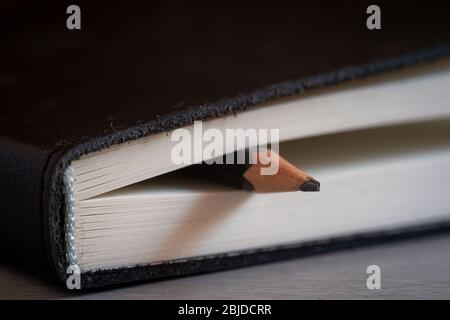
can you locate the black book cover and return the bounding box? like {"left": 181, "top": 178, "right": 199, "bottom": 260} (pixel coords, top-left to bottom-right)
{"left": 1, "top": 0, "right": 450, "bottom": 289}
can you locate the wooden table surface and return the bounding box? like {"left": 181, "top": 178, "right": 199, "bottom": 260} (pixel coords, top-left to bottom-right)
{"left": 1, "top": 232, "right": 450, "bottom": 299}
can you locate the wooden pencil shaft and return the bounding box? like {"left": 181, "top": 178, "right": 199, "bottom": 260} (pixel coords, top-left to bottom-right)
{"left": 185, "top": 149, "right": 320, "bottom": 192}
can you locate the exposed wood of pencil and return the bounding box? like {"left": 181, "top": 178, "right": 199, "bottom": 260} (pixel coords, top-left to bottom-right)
{"left": 243, "top": 150, "right": 320, "bottom": 192}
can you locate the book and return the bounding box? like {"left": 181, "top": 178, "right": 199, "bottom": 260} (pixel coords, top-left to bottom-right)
{"left": 1, "top": 1, "right": 450, "bottom": 289}
{"left": 76, "top": 120, "right": 450, "bottom": 272}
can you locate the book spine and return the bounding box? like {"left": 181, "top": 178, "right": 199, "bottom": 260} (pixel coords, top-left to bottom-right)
{"left": 0, "top": 139, "right": 56, "bottom": 279}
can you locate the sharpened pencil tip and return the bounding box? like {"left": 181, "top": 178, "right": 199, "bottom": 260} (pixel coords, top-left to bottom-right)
{"left": 299, "top": 179, "right": 320, "bottom": 192}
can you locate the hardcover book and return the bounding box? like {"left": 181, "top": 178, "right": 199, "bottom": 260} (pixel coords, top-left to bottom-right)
{"left": 1, "top": 1, "right": 450, "bottom": 289}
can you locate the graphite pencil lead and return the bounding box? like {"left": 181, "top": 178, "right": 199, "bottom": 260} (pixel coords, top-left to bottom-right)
{"left": 299, "top": 179, "right": 320, "bottom": 192}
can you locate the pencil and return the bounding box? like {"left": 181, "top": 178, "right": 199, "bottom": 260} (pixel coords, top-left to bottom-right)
{"left": 188, "top": 149, "right": 320, "bottom": 193}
